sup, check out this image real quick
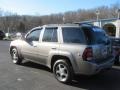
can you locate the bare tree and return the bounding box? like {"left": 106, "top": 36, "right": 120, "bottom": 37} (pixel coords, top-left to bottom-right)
{"left": 0, "top": 3, "right": 119, "bottom": 33}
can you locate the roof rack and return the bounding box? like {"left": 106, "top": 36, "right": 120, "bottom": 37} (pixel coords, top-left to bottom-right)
{"left": 74, "top": 22, "right": 93, "bottom": 26}
{"left": 43, "top": 24, "right": 79, "bottom": 27}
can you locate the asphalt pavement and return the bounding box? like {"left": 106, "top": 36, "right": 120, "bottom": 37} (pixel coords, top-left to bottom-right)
{"left": 0, "top": 40, "right": 120, "bottom": 90}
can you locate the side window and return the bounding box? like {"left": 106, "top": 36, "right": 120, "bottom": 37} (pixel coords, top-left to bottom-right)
{"left": 62, "top": 27, "right": 86, "bottom": 44}
{"left": 26, "top": 29, "right": 41, "bottom": 42}
{"left": 42, "top": 28, "right": 58, "bottom": 42}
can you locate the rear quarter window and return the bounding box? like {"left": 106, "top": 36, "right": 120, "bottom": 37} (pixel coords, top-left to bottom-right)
{"left": 62, "top": 27, "right": 86, "bottom": 44}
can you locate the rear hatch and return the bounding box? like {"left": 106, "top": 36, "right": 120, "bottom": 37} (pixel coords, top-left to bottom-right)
{"left": 81, "top": 26, "right": 112, "bottom": 64}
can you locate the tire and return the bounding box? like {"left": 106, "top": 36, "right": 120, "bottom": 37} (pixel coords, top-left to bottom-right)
{"left": 53, "top": 59, "right": 73, "bottom": 83}
{"left": 11, "top": 48, "right": 22, "bottom": 64}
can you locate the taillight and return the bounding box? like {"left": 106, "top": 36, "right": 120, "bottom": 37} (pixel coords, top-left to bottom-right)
{"left": 82, "top": 47, "right": 93, "bottom": 61}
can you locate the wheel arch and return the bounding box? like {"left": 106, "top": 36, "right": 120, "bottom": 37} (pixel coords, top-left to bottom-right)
{"left": 10, "top": 46, "right": 17, "bottom": 55}
{"left": 10, "top": 46, "right": 23, "bottom": 59}
{"left": 50, "top": 55, "right": 74, "bottom": 72}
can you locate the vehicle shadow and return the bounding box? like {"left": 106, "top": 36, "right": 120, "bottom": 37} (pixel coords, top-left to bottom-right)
{"left": 21, "top": 61, "right": 51, "bottom": 72}
{"left": 67, "top": 67, "right": 120, "bottom": 90}
{"left": 21, "top": 61, "right": 120, "bottom": 90}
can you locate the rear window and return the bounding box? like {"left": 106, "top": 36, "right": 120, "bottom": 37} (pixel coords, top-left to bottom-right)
{"left": 62, "top": 27, "right": 86, "bottom": 44}
{"left": 81, "top": 26, "right": 109, "bottom": 45}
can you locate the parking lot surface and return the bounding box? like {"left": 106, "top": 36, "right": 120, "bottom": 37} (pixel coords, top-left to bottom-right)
{"left": 0, "top": 40, "right": 120, "bottom": 90}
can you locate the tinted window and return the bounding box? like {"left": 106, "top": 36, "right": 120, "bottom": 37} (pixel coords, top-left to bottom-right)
{"left": 93, "top": 28, "right": 108, "bottom": 44}
{"left": 26, "top": 29, "right": 41, "bottom": 42}
{"left": 42, "top": 28, "right": 58, "bottom": 42}
{"left": 82, "top": 26, "right": 108, "bottom": 45}
{"left": 62, "top": 27, "right": 86, "bottom": 44}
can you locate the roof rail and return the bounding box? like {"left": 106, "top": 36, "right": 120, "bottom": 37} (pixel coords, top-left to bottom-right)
{"left": 74, "top": 22, "right": 93, "bottom": 26}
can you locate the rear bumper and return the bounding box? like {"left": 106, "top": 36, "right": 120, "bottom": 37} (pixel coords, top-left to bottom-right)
{"left": 76, "top": 56, "right": 114, "bottom": 75}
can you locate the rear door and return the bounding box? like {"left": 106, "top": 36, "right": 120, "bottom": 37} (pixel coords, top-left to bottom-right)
{"left": 37, "top": 27, "right": 59, "bottom": 64}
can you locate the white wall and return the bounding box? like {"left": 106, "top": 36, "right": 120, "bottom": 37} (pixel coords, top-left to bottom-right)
{"left": 115, "top": 20, "right": 120, "bottom": 38}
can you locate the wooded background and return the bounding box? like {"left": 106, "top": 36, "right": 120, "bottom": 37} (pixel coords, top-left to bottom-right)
{"left": 0, "top": 3, "right": 119, "bottom": 33}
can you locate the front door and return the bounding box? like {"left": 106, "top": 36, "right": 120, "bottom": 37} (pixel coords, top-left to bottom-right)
{"left": 21, "top": 29, "right": 42, "bottom": 61}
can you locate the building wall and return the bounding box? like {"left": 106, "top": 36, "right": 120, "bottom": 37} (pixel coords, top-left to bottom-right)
{"left": 93, "top": 19, "right": 120, "bottom": 38}
{"left": 115, "top": 20, "right": 120, "bottom": 37}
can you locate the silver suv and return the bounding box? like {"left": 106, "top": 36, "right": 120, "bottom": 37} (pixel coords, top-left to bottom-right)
{"left": 10, "top": 24, "right": 114, "bottom": 83}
